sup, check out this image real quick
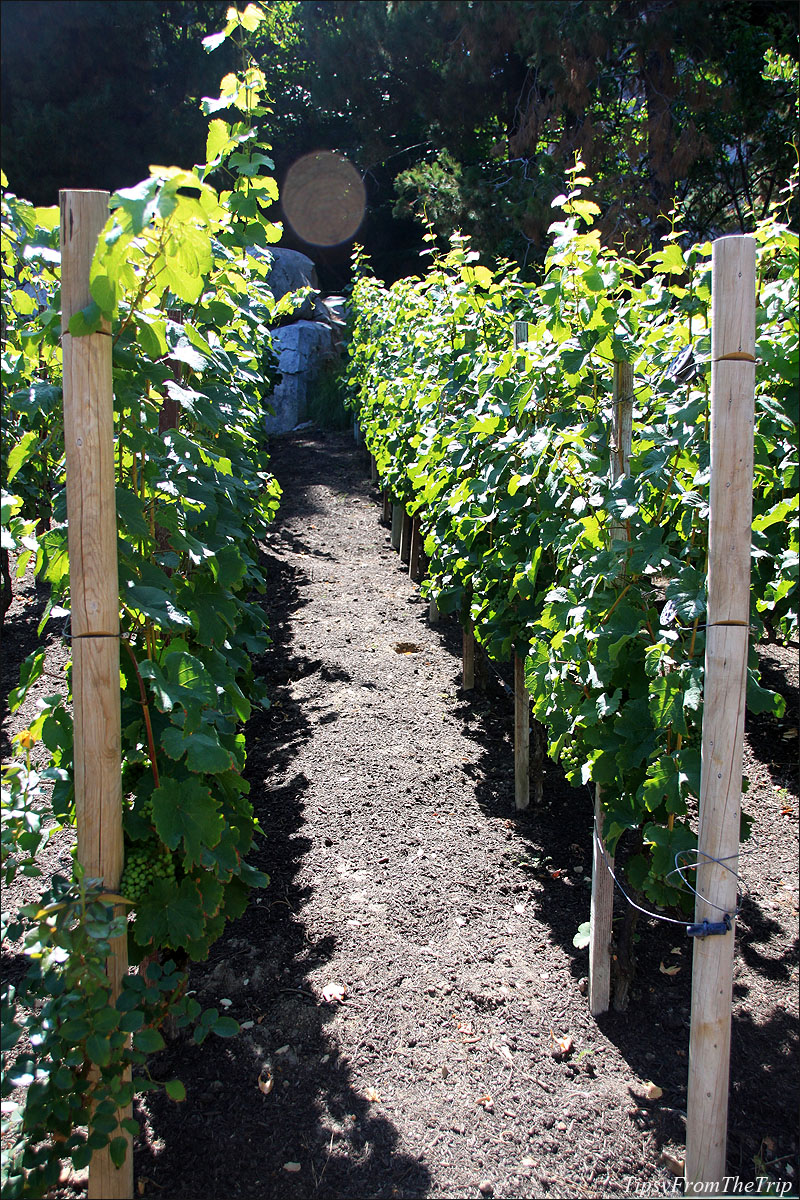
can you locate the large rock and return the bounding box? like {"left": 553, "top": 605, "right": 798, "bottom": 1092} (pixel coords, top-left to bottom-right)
{"left": 265, "top": 320, "right": 335, "bottom": 433}
{"left": 250, "top": 246, "right": 322, "bottom": 322}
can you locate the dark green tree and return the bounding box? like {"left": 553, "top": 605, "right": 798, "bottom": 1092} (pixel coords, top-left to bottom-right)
{"left": 1, "top": 1, "right": 235, "bottom": 204}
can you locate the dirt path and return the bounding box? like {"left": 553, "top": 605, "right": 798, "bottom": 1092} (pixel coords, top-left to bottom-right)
{"left": 3, "top": 429, "right": 796, "bottom": 1199}
{"left": 125, "top": 429, "right": 797, "bottom": 1200}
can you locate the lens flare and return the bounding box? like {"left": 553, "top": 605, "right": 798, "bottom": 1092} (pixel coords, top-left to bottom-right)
{"left": 282, "top": 151, "right": 366, "bottom": 247}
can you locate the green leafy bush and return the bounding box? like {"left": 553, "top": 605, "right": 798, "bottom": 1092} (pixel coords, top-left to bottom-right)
{"left": 1, "top": 5, "right": 297, "bottom": 1192}
{"left": 346, "top": 163, "right": 798, "bottom": 915}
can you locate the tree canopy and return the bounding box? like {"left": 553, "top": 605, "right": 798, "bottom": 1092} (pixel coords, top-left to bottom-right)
{"left": 2, "top": 0, "right": 797, "bottom": 283}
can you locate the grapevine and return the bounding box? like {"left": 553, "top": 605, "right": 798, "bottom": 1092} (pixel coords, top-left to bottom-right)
{"left": 345, "top": 165, "right": 798, "bottom": 925}
{"left": 1, "top": 6, "right": 290, "bottom": 1194}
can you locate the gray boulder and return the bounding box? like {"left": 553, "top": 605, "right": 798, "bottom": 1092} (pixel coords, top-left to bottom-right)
{"left": 265, "top": 320, "right": 335, "bottom": 433}
{"left": 250, "top": 246, "right": 321, "bottom": 322}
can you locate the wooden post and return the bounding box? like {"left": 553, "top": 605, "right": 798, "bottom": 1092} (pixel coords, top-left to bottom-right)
{"left": 512, "top": 321, "right": 532, "bottom": 811}
{"left": 370, "top": 454, "right": 378, "bottom": 483}
{"left": 685, "top": 236, "right": 756, "bottom": 1196}
{"left": 409, "top": 516, "right": 423, "bottom": 581}
{"left": 514, "top": 650, "right": 529, "bottom": 810}
{"left": 391, "top": 503, "right": 403, "bottom": 550}
{"left": 462, "top": 620, "right": 475, "bottom": 690}
{"left": 590, "top": 359, "right": 634, "bottom": 1016}
{"left": 399, "top": 509, "right": 412, "bottom": 564}
{"left": 382, "top": 490, "right": 392, "bottom": 525}
{"left": 60, "top": 191, "right": 131, "bottom": 1199}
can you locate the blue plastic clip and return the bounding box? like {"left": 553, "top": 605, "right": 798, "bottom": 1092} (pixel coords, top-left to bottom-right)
{"left": 686, "top": 914, "right": 732, "bottom": 938}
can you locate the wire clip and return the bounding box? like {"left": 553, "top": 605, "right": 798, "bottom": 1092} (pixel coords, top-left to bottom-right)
{"left": 686, "top": 914, "right": 732, "bottom": 938}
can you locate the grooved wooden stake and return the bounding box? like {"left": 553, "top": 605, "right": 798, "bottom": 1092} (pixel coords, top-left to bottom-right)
{"left": 399, "top": 509, "right": 412, "bottom": 564}
{"left": 590, "top": 359, "right": 634, "bottom": 1016}
{"left": 462, "top": 620, "right": 475, "bottom": 690}
{"left": 685, "top": 236, "right": 756, "bottom": 1196}
{"left": 512, "top": 320, "right": 532, "bottom": 811}
{"left": 409, "top": 517, "right": 423, "bottom": 581}
{"left": 390, "top": 503, "right": 402, "bottom": 550}
{"left": 514, "top": 651, "right": 529, "bottom": 810}
{"left": 60, "top": 190, "right": 131, "bottom": 1200}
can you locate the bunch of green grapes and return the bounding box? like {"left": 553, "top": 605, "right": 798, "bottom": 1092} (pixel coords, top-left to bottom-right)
{"left": 120, "top": 842, "right": 176, "bottom": 904}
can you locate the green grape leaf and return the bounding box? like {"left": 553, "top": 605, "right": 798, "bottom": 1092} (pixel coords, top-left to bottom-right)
{"left": 124, "top": 584, "right": 192, "bottom": 630}
{"left": 134, "top": 877, "right": 207, "bottom": 949}
{"left": 152, "top": 778, "right": 224, "bottom": 864}
{"left": 161, "top": 725, "right": 235, "bottom": 774}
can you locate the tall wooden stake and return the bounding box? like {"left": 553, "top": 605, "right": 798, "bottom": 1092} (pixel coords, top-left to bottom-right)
{"left": 685, "top": 236, "right": 756, "bottom": 1196}
{"left": 399, "top": 509, "right": 412, "bottom": 564}
{"left": 60, "top": 191, "right": 131, "bottom": 1199}
{"left": 512, "top": 322, "right": 532, "bottom": 809}
{"left": 391, "top": 503, "right": 403, "bottom": 550}
{"left": 409, "top": 517, "right": 423, "bottom": 581}
{"left": 514, "top": 651, "right": 529, "bottom": 810}
{"left": 589, "top": 359, "right": 634, "bottom": 1016}
{"left": 462, "top": 619, "right": 475, "bottom": 690}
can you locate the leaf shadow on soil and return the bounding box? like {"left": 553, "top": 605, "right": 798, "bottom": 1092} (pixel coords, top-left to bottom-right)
{"left": 400, "top": 586, "right": 798, "bottom": 1181}
{"left": 135, "top": 450, "right": 432, "bottom": 1200}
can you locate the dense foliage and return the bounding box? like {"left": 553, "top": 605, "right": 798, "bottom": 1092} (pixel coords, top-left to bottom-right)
{"left": 2, "top": 2, "right": 797, "bottom": 283}
{"left": 1, "top": 6, "right": 295, "bottom": 1194}
{"left": 345, "top": 165, "right": 798, "bottom": 926}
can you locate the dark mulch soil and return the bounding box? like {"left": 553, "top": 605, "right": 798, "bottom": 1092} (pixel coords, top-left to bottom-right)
{"left": 2, "top": 429, "right": 798, "bottom": 1200}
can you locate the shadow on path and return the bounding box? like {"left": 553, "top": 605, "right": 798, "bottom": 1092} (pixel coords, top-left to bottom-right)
{"left": 136, "top": 433, "right": 430, "bottom": 1199}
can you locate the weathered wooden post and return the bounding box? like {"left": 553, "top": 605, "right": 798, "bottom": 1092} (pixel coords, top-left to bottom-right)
{"left": 685, "top": 235, "right": 756, "bottom": 1195}
{"left": 409, "top": 516, "right": 423, "bottom": 581}
{"left": 60, "top": 190, "right": 131, "bottom": 1199}
{"left": 391, "top": 503, "right": 403, "bottom": 550}
{"left": 513, "top": 649, "right": 529, "bottom": 810}
{"left": 589, "top": 359, "right": 634, "bottom": 1016}
{"left": 462, "top": 618, "right": 475, "bottom": 690}
{"left": 513, "top": 321, "right": 531, "bottom": 811}
{"left": 399, "top": 509, "right": 412, "bottom": 564}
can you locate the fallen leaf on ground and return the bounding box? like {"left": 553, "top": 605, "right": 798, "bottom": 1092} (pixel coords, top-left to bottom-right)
{"left": 364, "top": 1086, "right": 380, "bottom": 1102}
{"left": 258, "top": 1067, "right": 273, "bottom": 1096}
{"left": 321, "top": 982, "right": 347, "bottom": 1003}
{"left": 659, "top": 961, "right": 681, "bottom": 976}
{"left": 476, "top": 1095, "right": 494, "bottom": 1112}
{"left": 643, "top": 1081, "right": 663, "bottom": 1101}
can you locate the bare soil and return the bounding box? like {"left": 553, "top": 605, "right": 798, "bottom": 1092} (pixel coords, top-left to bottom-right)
{"left": 2, "top": 428, "right": 798, "bottom": 1200}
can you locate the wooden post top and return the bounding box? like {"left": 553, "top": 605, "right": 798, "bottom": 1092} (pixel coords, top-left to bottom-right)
{"left": 711, "top": 235, "right": 756, "bottom": 363}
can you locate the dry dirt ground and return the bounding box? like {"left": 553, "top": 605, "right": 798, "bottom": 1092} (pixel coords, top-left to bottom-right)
{"left": 1, "top": 428, "right": 798, "bottom": 1200}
